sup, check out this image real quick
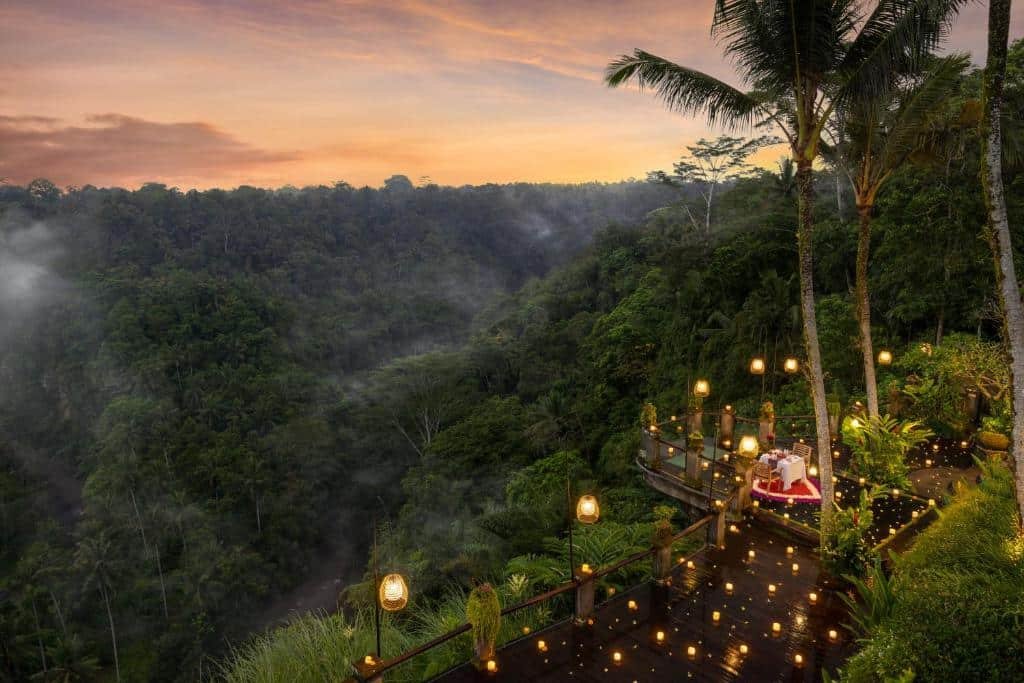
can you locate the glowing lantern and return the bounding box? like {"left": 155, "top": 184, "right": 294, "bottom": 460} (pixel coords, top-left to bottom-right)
{"left": 783, "top": 357, "right": 799, "bottom": 374}
{"left": 576, "top": 495, "right": 600, "bottom": 524}
{"left": 809, "top": 592, "right": 818, "bottom": 604}
{"left": 772, "top": 622, "right": 781, "bottom": 634}
{"left": 612, "top": 651, "right": 622, "bottom": 664}
{"left": 749, "top": 357, "right": 766, "bottom": 375}
{"left": 738, "top": 435, "right": 759, "bottom": 458}
{"left": 877, "top": 350, "right": 893, "bottom": 366}
{"left": 794, "top": 653, "right": 804, "bottom": 666}
{"left": 486, "top": 660, "right": 497, "bottom": 673}
{"left": 693, "top": 379, "right": 710, "bottom": 398}
{"left": 379, "top": 573, "right": 408, "bottom": 612}
{"left": 686, "top": 645, "right": 697, "bottom": 658}
{"left": 712, "top": 610, "right": 720, "bottom": 623}
{"left": 739, "top": 644, "right": 749, "bottom": 655}
{"left": 828, "top": 629, "right": 838, "bottom": 642}
{"left": 655, "top": 630, "right": 665, "bottom": 643}
{"left": 537, "top": 640, "right": 547, "bottom": 652}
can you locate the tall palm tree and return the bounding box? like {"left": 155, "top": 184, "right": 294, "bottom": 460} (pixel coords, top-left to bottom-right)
{"left": 75, "top": 534, "right": 119, "bottom": 682}
{"left": 831, "top": 54, "right": 969, "bottom": 417}
{"left": 980, "top": 0, "right": 1024, "bottom": 524}
{"left": 605, "top": 0, "right": 962, "bottom": 529}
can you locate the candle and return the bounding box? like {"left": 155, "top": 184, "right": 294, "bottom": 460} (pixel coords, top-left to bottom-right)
{"left": 712, "top": 610, "right": 720, "bottom": 623}
{"left": 772, "top": 622, "right": 781, "bottom": 634}
{"left": 537, "top": 640, "right": 547, "bottom": 652}
{"left": 627, "top": 600, "right": 637, "bottom": 611}
{"left": 686, "top": 560, "right": 695, "bottom": 569}
{"left": 752, "top": 500, "right": 760, "bottom": 508}
{"left": 912, "top": 510, "right": 919, "bottom": 519}
{"left": 859, "top": 477, "right": 866, "bottom": 486}
{"left": 748, "top": 550, "right": 756, "bottom": 559}
{"left": 730, "top": 523, "right": 739, "bottom": 532}
{"left": 725, "top": 582, "right": 734, "bottom": 594}
{"left": 792, "top": 563, "right": 799, "bottom": 573}
{"left": 795, "top": 615, "right": 805, "bottom": 626}
{"left": 891, "top": 488, "right": 900, "bottom": 497}
{"left": 581, "top": 563, "right": 592, "bottom": 574}
{"left": 835, "top": 491, "right": 842, "bottom": 499}
{"left": 786, "top": 546, "right": 794, "bottom": 556}
{"left": 889, "top": 527, "right": 897, "bottom": 536}
{"left": 739, "top": 644, "right": 749, "bottom": 655}
{"left": 783, "top": 512, "right": 790, "bottom": 519}
{"left": 809, "top": 592, "right": 818, "bottom": 604}
{"left": 768, "top": 583, "right": 776, "bottom": 595}
{"left": 794, "top": 653, "right": 804, "bottom": 666}
{"left": 612, "top": 651, "right": 622, "bottom": 664}
{"left": 828, "top": 629, "right": 838, "bottom": 642}
{"left": 686, "top": 645, "right": 696, "bottom": 659}
{"left": 486, "top": 659, "right": 497, "bottom": 673}
{"left": 928, "top": 498, "right": 936, "bottom": 507}
{"left": 364, "top": 655, "right": 375, "bottom": 665}
{"left": 522, "top": 626, "right": 531, "bottom": 634}
{"left": 655, "top": 630, "right": 665, "bottom": 643}
{"left": 925, "top": 459, "right": 933, "bottom": 467}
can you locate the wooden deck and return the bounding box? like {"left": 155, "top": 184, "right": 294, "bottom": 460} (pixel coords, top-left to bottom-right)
{"left": 436, "top": 519, "right": 855, "bottom": 682}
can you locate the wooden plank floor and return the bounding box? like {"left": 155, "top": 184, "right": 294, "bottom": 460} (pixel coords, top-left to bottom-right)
{"left": 437, "top": 519, "right": 855, "bottom": 682}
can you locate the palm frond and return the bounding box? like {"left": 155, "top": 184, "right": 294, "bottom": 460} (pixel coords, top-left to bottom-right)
{"left": 605, "top": 50, "right": 766, "bottom": 130}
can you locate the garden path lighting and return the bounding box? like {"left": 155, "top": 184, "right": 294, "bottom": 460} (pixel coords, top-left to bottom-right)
{"left": 738, "top": 435, "right": 759, "bottom": 458}
{"left": 693, "top": 379, "right": 710, "bottom": 398}
{"left": 749, "top": 357, "right": 766, "bottom": 375}
{"left": 783, "top": 357, "right": 799, "bottom": 374}
{"left": 878, "top": 349, "right": 893, "bottom": 366}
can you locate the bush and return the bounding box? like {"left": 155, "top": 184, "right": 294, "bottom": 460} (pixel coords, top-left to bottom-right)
{"left": 821, "top": 489, "right": 877, "bottom": 579}
{"left": 841, "top": 415, "right": 932, "bottom": 488}
{"left": 841, "top": 460, "right": 1024, "bottom": 682}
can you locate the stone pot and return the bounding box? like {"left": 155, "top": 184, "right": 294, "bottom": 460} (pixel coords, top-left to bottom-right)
{"left": 978, "top": 431, "right": 1010, "bottom": 451}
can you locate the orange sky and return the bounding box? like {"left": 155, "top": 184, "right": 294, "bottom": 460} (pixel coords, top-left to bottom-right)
{"left": 1, "top": 1, "right": 1021, "bottom": 190}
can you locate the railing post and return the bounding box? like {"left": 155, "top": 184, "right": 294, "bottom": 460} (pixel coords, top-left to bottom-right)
{"left": 573, "top": 569, "right": 595, "bottom": 625}
{"left": 352, "top": 658, "right": 384, "bottom": 683}
{"left": 708, "top": 504, "right": 728, "bottom": 549}
{"left": 718, "top": 405, "right": 735, "bottom": 449}
{"left": 652, "top": 544, "right": 673, "bottom": 585}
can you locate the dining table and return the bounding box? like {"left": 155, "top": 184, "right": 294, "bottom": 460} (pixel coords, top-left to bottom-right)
{"left": 758, "top": 450, "right": 807, "bottom": 491}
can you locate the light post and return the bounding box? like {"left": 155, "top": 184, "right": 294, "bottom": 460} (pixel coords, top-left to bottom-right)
{"left": 566, "top": 474, "right": 600, "bottom": 580}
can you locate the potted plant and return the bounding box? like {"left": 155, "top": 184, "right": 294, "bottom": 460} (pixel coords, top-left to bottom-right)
{"left": 978, "top": 415, "right": 1010, "bottom": 451}
{"left": 641, "top": 402, "right": 658, "bottom": 430}
{"left": 651, "top": 506, "right": 676, "bottom": 584}
{"left": 758, "top": 401, "right": 775, "bottom": 446}
{"left": 467, "top": 583, "right": 501, "bottom": 666}
{"left": 821, "top": 489, "right": 877, "bottom": 581}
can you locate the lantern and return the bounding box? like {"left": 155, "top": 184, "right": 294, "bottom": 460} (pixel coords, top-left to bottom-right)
{"left": 738, "top": 435, "right": 759, "bottom": 458}
{"left": 749, "top": 357, "right": 766, "bottom": 375}
{"left": 379, "top": 573, "right": 408, "bottom": 612}
{"left": 878, "top": 350, "right": 893, "bottom": 366}
{"left": 693, "top": 379, "right": 710, "bottom": 398}
{"left": 783, "top": 357, "right": 799, "bottom": 374}
{"left": 576, "top": 495, "right": 600, "bottom": 524}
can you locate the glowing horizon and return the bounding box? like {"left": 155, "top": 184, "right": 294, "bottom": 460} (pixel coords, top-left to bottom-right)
{"left": 1, "top": 1, "right": 1020, "bottom": 190}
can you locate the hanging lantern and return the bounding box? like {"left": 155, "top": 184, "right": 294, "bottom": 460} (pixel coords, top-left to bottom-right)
{"left": 576, "top": 495, "right": 600, "bottom": 524}
{"left": 749, "top": 357, "right": 766, "bottom": 375}
{"left": 737, "top": 435, "right": 759, "bottom": 458}
{"left": 783, "top": 357, "right": 799, "bottom": 374}
{"left": 379, "top": 573, "right": 409, "bottom": 612}
{"left": 877, "top": 350, "right": 893, "bottom": 366}
{"left": 693, "top": 379, "right": 710, "bottom": 398}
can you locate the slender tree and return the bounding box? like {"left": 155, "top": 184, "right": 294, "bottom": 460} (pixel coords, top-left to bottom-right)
{"left": 75, "top": 534, "right": 120, "bottom": 683}
{"left": 606, "top": 0, "right": 963, "bottom": 530}
{"left": 832, "top": 54, "right": 969, "bottom": 416}
{"left": 980, "top": 0, "right": 1024, "bottom": 523}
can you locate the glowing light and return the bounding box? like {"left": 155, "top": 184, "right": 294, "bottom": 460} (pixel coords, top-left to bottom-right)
{"left": 612, "top": 651, "right": 622, "bottom": 664}
{"left": 522, "top": 626, "right": 531, "bottom": 634}
{"left": 379, "top": 573, "right": 409, "bottom": 612}
{"left": 772, "top": 622, "right": 781, "bottom": 634}
{"left": 486, "top": 659, "right": 497, "bottom": 673}
{"left": 748, "top": 549, "right": 756, "bottom": 560}
{"left": 580, "top": 563, "right": 592, "bottom": 574}
{"left": 891, "top": 488, "right": 900, "bottom": 498}
{"left": 809, "top": 465, "right": 818, "bottom": 476}
{"left": 730, "top": 523, "right": 739, "bottom": 532}
{"left": 738, "top": 435, "right": 760, "bottom": 458}
{"left": 725, "top": 582, "right": 734, "bottom": 594}
{"left": 828, "top": 629, "right": 838, "bottom": 642}
{"left": 784, "top": 357, "right": 799, "bottom": 373}
{"left": 850, "top": 418, "right": 861, "bottom": 429}
{"left": 693, "top": 379, "right": 710, "bottom": 398}
{"left": 749, "top": 357, "right": 766, "bottom": 375}
{"left": 835, "top": 491, "right": 842, "bottom": 500}
{"left": 712, "top": 610, "right": 720, "bottom": 623}
{"left": 932, "top": 443, "right": 940, "bottom": 452}
{"left": 686, "top": 560, "right": 695, "bottom": 569}
{"left": 686, "top": 645, "right": 697, "bottom": 658}
{"left": 783, "top": 512, "right": 790, "bottom": 520}
{"left": 786, "top": 546, "right": 794, "bottom": 556}
{"left": 928, "top": 498, "right": 936, "bottom": 507}
{"left": 627, "top": 600, "right": 637, "bottom": 611}
{"left": 795, "top": 653, "right": 804, "bottom": 666}
{"left": 364, "top": 655, "right": 375, "bottom": 665}
{"left": 768, "top": 583, "right": 776, "bottom": 595}
{"left": 925, "top": 459, "right": 933, "bottom": 467}
{"left": 877, "top": 350, "right": 893, "bottom": 366}
{"left": 912, "top": 510, "right": 919, "bottom": 519}
{"left": 752, "top": 500, "right": 760, "bottom": 509}
{"left": 889, "top": 527, "right": 897, "bottom": 536}
{"left": 576, "top": 495, "right": 600, "bottom": 524}
{"left": 537, "top": 640, "right": 547, "bottom": 652}
{"left": 859, "top": 477, "right": 866, "bottom": 486}
{"left": 655, "top": 631, "right": 665, "bottom": 643}
{"left": 792, "top": 563, "right": 799, "bottom": 573}
{"left": 739, "top": 644, "right": 749, "bottom": 655}
{"left": 809, "top": 592, "right": 818, "bottom": 604}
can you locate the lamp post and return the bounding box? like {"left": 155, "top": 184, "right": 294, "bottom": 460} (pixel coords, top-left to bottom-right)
{"left": 566, "top": 478, "right": 599, "bottom": 580}
{"left": 370, "top": 526, "right": 408, "bottom": 661}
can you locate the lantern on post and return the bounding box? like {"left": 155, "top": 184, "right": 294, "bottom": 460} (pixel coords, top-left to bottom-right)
{"left": 576, "top": 495, "right": 600, "bottom": 524}
{"left": 693, "top": 379, "right": 710, "bottom": 398}
{"left": 737, "top": 435, "right": 759, "bottom": 459}
{"left": 379, "top": 573, "right": 409, "bottom": 612}
{"left": 749, "top": 357, "right": 766, "bottom": 375}
{"left": 877, "top": 350, "right": 893, "bottom": 366}
{"left": 783, "top": 357, "right": 799, "bottom": 374}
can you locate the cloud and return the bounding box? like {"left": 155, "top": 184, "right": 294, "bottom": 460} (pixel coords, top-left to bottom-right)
{"left": 0, "top": 113, "right": 296, "bottom": 188}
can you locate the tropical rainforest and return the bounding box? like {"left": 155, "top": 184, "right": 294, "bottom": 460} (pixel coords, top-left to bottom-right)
{"left": 2, "top": 35, "right": 1023, "bottom": 683}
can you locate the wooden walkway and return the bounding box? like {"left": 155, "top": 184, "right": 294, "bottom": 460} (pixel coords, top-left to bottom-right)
{"left": 436, "top": 518, "right": 855, "bottom": 682}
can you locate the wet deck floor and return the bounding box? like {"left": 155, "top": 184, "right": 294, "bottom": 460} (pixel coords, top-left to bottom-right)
{"left": 437, "top": 519, "right": 855, "bottom": 682}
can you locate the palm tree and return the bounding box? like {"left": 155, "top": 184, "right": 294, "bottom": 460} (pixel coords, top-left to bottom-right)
{"left": 831, "top": 54, "right": 969, "bottom": 417}
{"left": 980, "top": 0, "right": 1024, "bottom": 524}
{"left": 74, "top": 534, "right": 119, "bottom": 682}
{"left": 605, "top": 0, "right": 962, "bottom": 529}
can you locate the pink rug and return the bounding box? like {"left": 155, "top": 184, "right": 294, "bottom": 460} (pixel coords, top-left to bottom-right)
{"left": 751, "top": 477, "right": 822, "bottom": 503}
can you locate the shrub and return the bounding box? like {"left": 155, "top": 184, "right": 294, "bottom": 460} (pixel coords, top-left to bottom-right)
{"left": 841, "top": 460, "right": 1024, "bottom": 682}
{"left": 841, "top": 415, "right": 932, "bottom": 488}
{"left": 466, "top": 583, "right": 501, "bottom": 663}
{"left": 821, "top": 489, "right": 877, "bottom": 579}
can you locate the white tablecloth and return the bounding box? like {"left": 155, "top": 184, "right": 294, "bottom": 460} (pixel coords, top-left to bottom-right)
{"left": 759, "top": 452, "right": 806, "bottom": 491}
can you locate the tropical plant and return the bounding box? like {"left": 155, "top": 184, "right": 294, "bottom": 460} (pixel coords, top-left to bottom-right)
{"left": 842, "top": 414, "right": 933, "bottom": 488}
{"left": 822, "top": 488, "right": 878, "bottom": 578}
{"left": 465, "top": 583, "right": 501, "bottom": 664}
{"left": 840, "top": 558, "right": 898, "bottom": 636}
{"left": 980, "top": 0, "right": 1024, "bottom": 525}
{"left": 830, "top": 54, "right": 970, "bottom": 417}
{"left": 606, "top": 0, "right": 965, "bottom": 531}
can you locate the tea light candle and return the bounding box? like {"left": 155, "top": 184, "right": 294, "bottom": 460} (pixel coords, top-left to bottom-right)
{"left": 686, "top": 560, "right": 695, "bottom": 569}
{"left": 752, "top": 500, "right": 760, "bottom": 508}
{"left": 739, "top": 644, "right": 749, "bottom": 655}
{"left": 768, "top": 583, "right": 776, "bottom": 595}
{"left": 686, "top": 645, "right": 697, "bottom": 659}
{"left": 364, "top": 655, "right": 375, "bottom": 665}
{"left": 783, "top": 512, "right": 790, "bottom": 519}
{"left": 809, "top": 465, "right": 818, "bottom": 476}
{"left": 792, "top": 563, "right": 800, "bottom": 573}
{"left": 889, "top": 527, "right": 897, "bottom": 536}
{"left": 712, "top": 610, "right": 720, "bottom": 623}
{"left": 537, "top": 640, "right": 548, "bottom": 652}
{"left": 725, "top": 582, "right": 734, "bottom": 594}
{"left": 748, "top": 549, "right": 756, "bottom": 559}
{"left": 795, "top": 615, "right": 805, "bottom": 626}
{"left": 522, "top": 626, "right": 531, "bottom": 634}
{"left": 772, "top": 622, "right": 781, "bottom": 634}
{"left": 912, "top": 510, "right": 919, "bottom": 519}
{"left": 486, "top": 659, "right": 497, "bottom": 673}
{"left": 655, "top": 630, "right": 665, "bottom": 644}
{"left": 932, "top": 443, "right": 940, "bottom": 452}
{"left": 828, "top": 629, "right": 838, "bottom": 642}
{"left": 859, "top": 477, "right": 866, "bottom": 486}
{"left": 786, "top": 546, "right": 794, "bottom": 556}
{"left": 581, "top": 563, "right": 592, "bottom": 574}
{"left": 612, "top": 651, "right": 622, "bottom": 664}
{"left": 627, "top": 600, "right": 637, "bottom": 611}
{"left": 794, "top": 653, "right": 804, "bottom": 666}
{"left": 809, "top": 592, "right": 818, "bottom": 604}
{"left": 928, "top": 498, "right": 936, "bottom": 507}
{"left": 891, "top": 488, "right": 900, "bottom": 497}
{"left": 730, "top": 523, "right": 739, "bottom": 532}
{"left": 925, "top": 459, "right": 933, "bottom": 467}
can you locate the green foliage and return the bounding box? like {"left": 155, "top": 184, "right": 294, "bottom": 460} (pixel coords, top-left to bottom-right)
{"left": 465, "top": 583, "right": 501, "bottom": 657}
{"left": 840, "top": 559, "right": 899, "bottom": 638}
{"left": 821, "top": 489, "right": 878, "bottom": 579}
{"left": 842, "top": 461, "right": 1024, "bottom": 682}
{"left": 640, "top": 402, "right": 657, "bottom": 428}
{"left": 841, "top": 415, "right": 933, "bottom": 488}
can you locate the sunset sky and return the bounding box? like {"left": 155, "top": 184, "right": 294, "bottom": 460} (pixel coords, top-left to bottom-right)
{"left": 2, "top": 1, "right": 1022, "bottom": 190}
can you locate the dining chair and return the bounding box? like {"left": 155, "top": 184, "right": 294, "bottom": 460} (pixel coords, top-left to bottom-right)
{"left": 753, "top": 461, "right": 780, "bottom": 489}
{"left": 792, "top": 442, "right": 813, "bottom": 468}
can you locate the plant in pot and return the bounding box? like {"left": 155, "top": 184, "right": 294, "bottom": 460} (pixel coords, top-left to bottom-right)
{"left": 841, "top": 415, "right": 932, "bottom": 489}
{"left": 978, "top": 414, "right": 1011, "bottom": 451}
{"left": 821, "top": 488, "right": 877, "bottom": 580}
{"left": 641, "top": 402, "right": 658, "bottom": 430}
{"left": 467, "top": 582, "right": 501, "bottom": 667}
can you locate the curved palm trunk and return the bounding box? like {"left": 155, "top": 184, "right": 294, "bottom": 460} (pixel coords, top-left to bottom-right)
{"left": 981, "top": 0, "right": 1024, "bottom": 526}
{"left": 856, "top": 205, "right": 880, "bottom": 417}
{"left": 796, "top": 160, "right": 834, "bottom": 533}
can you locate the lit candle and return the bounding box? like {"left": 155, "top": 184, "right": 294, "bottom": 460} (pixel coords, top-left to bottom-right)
{"left": 772, "top": 622, "right": 781, "bottom": 634}
{"left": 786, "top": 546, "right": 794, "bottom": 556}
{"left": 809, "top": 592, "right": 818, "bottom": 604}
{"left": 891, "top": 488, "right": 900, "bottom": 497}
{"left": 581, "top": 563, "right": 592, "bottom": 574}
{"left": 795, "top": 615, "right": 805, "bottom": 626}
{"left": 486, "top": 659, "right": 497, "bottom": 673}
{"left": 686, "top": 560, "right": 695, "bottom": 569}
{"left": 364, "top": 655, "right": 375, "bottom": 665}
{"left": 687, "top": 645, "right": 697, "bottom": 659}
{"left": 795, "top": 653, "right": 804, "bottom": 666}
{"left": 730, "top": 523, "right": 739, "bottom": 532}
{"left": 537, "top": 640, "right": 548, "bottom": 652}
{"left": 960, "top": 440, "right": 968, "bottom": 448}
{"left": 725, "top": 582, "right": 734, "bottom": 594}
{"left": 612, "top": 651, "right": 622, "bottom": 665}
{"left": 712, "top": 610, "right": 720, "bottom": 623}
{"left": 628, "top": 599, "right": 637, "bottom": 611}
{"left": 828, "top": 629, "right": 838, "bottom": 642}
{"left": 752, "top": 500, "right": 760, "bottom": 509}
{"left": 748, "top": 549, "right": 756, "bottom": 560}
{"left": 522, "top": 626, "right": 531, "bottom": 634}
{"left": 739, "top": 644, "right": 749, "bottom": 655}
{"left": 768, "top": 583, "right": 776, "bottom": 595}
{"left": 835, "top": 491, "right": 842, "bottom": 499}
{"left": 792, "top": 563, "right": 799, "bottom": 573}
{"left": 889, "top": 527, "right": 896, "bottom": 536}
{"left": 809, "top": 465, "right": 818, "bottom": 476}
{"left": 912, "top": 510, "right": 919, "bottom": 519}
{"left": 787, "top": 496, "right": 795, "bottom": 506}
{"left": 655, "top": 630, "right": 665, "bottom": 644}
{"left": 859, "top": 477, "right": 866, "bottom": 486}
{"left": 783, "top": 512, "right": 790, "bottom": 519}
{"left": 933, "top": 443, "right": 940, "bottom": 452}
{"left": 928, "top": 498, "right": 936, "bottom": 507}
{"left": 925, "top": 459, "right": 933, "bottom": 467}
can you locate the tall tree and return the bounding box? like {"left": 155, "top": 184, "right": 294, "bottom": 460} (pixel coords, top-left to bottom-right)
{"left": 606, "top": 0, "right": 962, "bottom": 530}
{"left": 832, "top": 54, "right": 969, "bottom": 416}
{"left": 980, "top": 0, "right": 1024, "bottom": 524}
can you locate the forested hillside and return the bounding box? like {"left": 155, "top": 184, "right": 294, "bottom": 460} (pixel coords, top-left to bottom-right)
{"left": 0, "top": 178, "right": 674, "bottom": 680}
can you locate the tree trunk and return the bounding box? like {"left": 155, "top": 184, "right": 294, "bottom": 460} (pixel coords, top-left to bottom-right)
{"left": 155, "top": 546, "right": 169, "bottom": 620}
{"left": 981, "top": 0, "right": 1024, "bottom": 526}
{"left": 856, "top": 204, "right": 879, "bottom": 417}
{"left": 835, "top": 172, "right": 844, "bottom": 218}
{"left": 31, "top": 598, "right": 47, "bottom": 675}
{"left": 796, "top": 160, "right": 834, "bottom": 533}
{"left": 705, "top": 181, "right": 714, "bottom": 239}
{"left": 100, "top": 584, "right": 120, "bottom": 683}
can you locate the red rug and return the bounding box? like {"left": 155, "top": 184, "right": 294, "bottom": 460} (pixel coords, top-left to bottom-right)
{"left": 751, "top": 477, "right": 822, "bottom": 503}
